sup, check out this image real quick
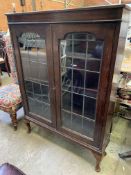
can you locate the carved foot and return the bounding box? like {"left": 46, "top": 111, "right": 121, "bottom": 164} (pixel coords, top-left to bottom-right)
{"left": 96, "top": 164, "right": 101, "bottom": 172}
{"left": 92, "top": 151, "right": 102, "bottom": 172}
{"left": 25, "top": 119, "right": 31, "bottom": 133}
{"left": 10, "top": 108, "right": 17, "bottom": 131}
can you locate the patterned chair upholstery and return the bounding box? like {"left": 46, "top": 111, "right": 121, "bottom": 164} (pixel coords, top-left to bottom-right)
{"left": 0, "top": 33, "right": 22, "bottom": 130}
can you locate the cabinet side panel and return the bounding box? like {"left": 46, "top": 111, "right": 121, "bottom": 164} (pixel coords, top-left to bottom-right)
{"left": 102, "top": 9, "right": 130, "bottom": 151}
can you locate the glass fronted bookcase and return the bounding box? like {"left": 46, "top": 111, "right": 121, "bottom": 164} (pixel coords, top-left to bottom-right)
{"left": 6, "top": 4, "right": 130, "bottom": 171}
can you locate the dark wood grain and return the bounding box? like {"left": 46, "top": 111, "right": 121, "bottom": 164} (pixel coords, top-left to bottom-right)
{"left": 6, "top": 5, "right": 130, "bottom": 172}
{"left": 6, "top": 5, "right": 124, "bottom": 24}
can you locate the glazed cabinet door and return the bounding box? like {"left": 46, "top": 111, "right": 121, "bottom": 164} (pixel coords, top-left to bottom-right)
{"left": 11, "top": 25, "right": 56, "bottom": 127}
{"left": 53, "top": 23, "right": 115, "bottom": 147}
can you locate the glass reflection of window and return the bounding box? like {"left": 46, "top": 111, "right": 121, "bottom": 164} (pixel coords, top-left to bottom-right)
{"left": 60, "top": 33, "right": 104, "bottom": 138}
{"left": 18, "top": 32, "right": 51, "bottom": 121}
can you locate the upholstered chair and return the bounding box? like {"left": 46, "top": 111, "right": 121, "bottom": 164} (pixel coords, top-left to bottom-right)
{"left": 0, "top": 33, "right": 22, "bottom": 130}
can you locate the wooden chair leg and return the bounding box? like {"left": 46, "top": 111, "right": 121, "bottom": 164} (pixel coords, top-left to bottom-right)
{"left": 10, "top": 108, "right": 17, "bottom": 131}
{"left": 0, "top": 67, "right": 2, "bottom": 75}
{"left": 5, "top": 60, "right": 10, "bottom": 77}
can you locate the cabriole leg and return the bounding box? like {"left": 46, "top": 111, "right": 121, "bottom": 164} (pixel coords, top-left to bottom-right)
{"left": 10, "top": 108, "right": 17, "bottom": 131}
{"left": 10, "top": 110, "right": 17, "bottom": 131}
{"left": 92, "top": 151, "right": 103, "bottom": 172}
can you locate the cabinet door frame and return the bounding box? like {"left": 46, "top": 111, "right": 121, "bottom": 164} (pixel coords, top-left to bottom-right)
{"left": 10, "top": 24, "right": 57, "bottom": 127}
{"left": 52, "top": 23, "right": 115, "bottom": 147}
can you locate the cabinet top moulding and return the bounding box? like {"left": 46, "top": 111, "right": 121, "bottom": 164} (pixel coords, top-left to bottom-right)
{"left": 6, "top": 4, "right": 130, "bottom": 24}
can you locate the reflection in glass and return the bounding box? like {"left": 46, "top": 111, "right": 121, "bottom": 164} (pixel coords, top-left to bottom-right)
{"left": 74, "top": 40, "right": 86, "bottom": 54}
{"left": 84, "top": 97, "right": 96, "bottom": 120}
{"left": 62, "top": 110, "right": 71, "bottom": 128}
{"left": 73, "top": 58, "right": 85, "bottom": 69}
{"left": 73, "top": 33, "right": 87, "bottom": 40}
{"left": 61, "top": 57, "right": 72, "bottom": 68}
{"left": 41, "top": 84, "right": 49, "bottom": 103}
{"left": 86, "top": 72, "right": 99, "bottom": 90}
{"left": 39, "top": 64, "right": 48, "bottom": 83}
{"left": 62, "top": 91, "right": 71, "bottom": 111}
{"left": 60, "top": 40, "right": 72, "bottom": 57}
{"left": 62, "top": 68, "right": 72, "bottom": 91}
{"left": 19, "top": 32, "right": 51, "bottom": 121}
{"left": 72, "top": 114, "right": 82, "bottom": 133}
{"left": 82, "top": 118, "right": 95, "bottom": 138}
{"left": 73, "top": 70, "right": 84, "bottom": 88}
{"left": 25, "top": 80, "right": 33, "bottom": 92}
{"left": 85, "top": 89, "right": 97, "bottom": 98}
{"left": 88, "top": 40, "right": 103, "bottom": 59}
{"left": 28, "top": 98, "right": 51, "bottom": 120}
{"left": 61, "top": 33, "right": 104, "bottom": 138}
{"left": 73, "top": 86, "right": 84, "bottom": 96}
{"left": 33, "top": 82, "right": 41, "bottom": 100}
{"left": 65, "top": 40, "right": 72, "bottom": 55}
{"left": 86, "top": 59, "right": 100, "bottom": 72}
{"left": 66, "top": 57, "right": 72, "bottom": 67}
{"left": 73, "top": 94, "right": 83, "bottom": 115}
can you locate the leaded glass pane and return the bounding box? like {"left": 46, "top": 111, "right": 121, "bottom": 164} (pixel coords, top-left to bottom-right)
{"left": 60, "top": 33, "right": 104, "bottom": 138}
{"left": 18, "top": 32, "right": 51, "bottom": 121}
